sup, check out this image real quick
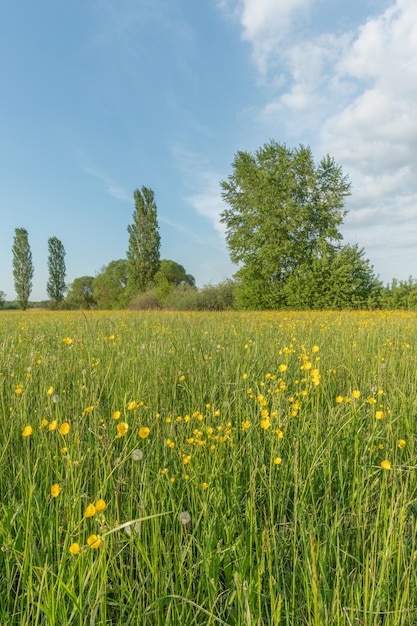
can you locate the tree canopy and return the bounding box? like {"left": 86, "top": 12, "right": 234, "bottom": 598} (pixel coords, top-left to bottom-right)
{"left": 47, "top": 236, "right": 66, "bottom": 303}
{"left": 12, "top": 227, "right": 34, "bottom": 310}
{"left": 220, "top": 141, "right": 353, "bottom": 308}
{"left": 127, "top": 186, "right": 161, "bottom": 295}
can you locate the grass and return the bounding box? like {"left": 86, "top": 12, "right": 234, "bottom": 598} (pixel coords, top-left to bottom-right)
{"left": 1, "top": 309, "right": 417, "bottom": 624}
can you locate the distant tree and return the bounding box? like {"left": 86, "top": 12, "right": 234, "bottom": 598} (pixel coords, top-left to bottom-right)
{"left": 93, "top": 259, "right": 128, "bottom": 309}
{"left": 220, "top": 141, "right": 351, "bottom": 308}
{"left": 0, "top": 291, "right": 5, "bottom": 309}
{"left": 12, "top": 227, "right": 34, "bottom": 310}
{"left": 154, "top": 259, "right": 195, "bottom": 299}
{"left": 66, "top": 276, "right": 95, "bottom": 309}
{"left": 47, "top": 236, "right": 66, "bottom": 304}
{"left": 282, "top": 244, "right": 382, "bottom": 309}
{"left": 126, "top": 186, "right": 161, "bottom": 296}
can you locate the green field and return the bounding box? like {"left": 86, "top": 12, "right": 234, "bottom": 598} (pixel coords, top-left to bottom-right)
{"left": 1, "top": 310, "right": 417, "bottom": 625}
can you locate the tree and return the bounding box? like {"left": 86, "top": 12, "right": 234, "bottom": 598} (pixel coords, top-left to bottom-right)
{"left": 66, "top": 276, "right": 95, "bottom": 309}
{"left": 47, "top": 236, "right": 66, "bottom": 303}
{"left": 12, "top": 227, "right": 34, "bottom": 310}
{"left": 126, "top": 186, "right": 161, "bottom": 296}
{"left": 0, "top": 291, "right": 5, "bottom": 309}
{"left": 220, "top": 142, "right": 351, "bottom": 308}
{"left": 93, "top": 259, "right": 128, "bottom": 309}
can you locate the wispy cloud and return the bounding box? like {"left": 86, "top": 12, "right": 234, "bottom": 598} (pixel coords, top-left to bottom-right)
{"left": 82, "top": 165, "right": 132, "bottom": 203}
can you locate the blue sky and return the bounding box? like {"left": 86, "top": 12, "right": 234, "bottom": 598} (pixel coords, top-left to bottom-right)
{"left": 1, "top": 0, "right": 416, "bottom": 301}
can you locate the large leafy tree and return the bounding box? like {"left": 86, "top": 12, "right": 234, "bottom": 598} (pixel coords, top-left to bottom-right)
{"left": 12, "top": 227, "right": 34, "bottom": 310}
{"left": 66, "top": 276, "right": 95, "bottom": 309}
{"left": 93, "top": 259, "right": 129, "bottom": 309}
{"left": 220, "top": 142, "right": 351, "bottom": 308}
{"left": 127, "top": 186, "right": 161, "bottom": 295}
{"left": 47, "top": 236, "right": 66, "bottom": 303}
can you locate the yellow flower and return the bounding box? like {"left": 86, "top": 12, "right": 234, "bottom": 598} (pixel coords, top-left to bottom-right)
{"left": 138, "top": 426, "right": 150, "bottom": 439}
{"left": 278, "top": 364, "right": 288, "bottom": 373}
{"left": 183, "top": 455, "right": 192, "bottom": 465}
{"left": 22, "top": 425, "right": 33, "bottom": 437}
{"left": 166, "top": 438, "right": 175, "bottom": 448}
{"left": 201, "top": 482, "right": 209, "bottom": 490}
{"left": 274, "top": 457, "right": 282, "bottom": 465}
{"left": 335, "top": 396, "right": 344, "bottom": 404}
{"left": 179, "top": 375, "right": 186, "bottom": 382}
{"left": 83, "top": 405, "right": 94, "bottom": 414}
{"left": 398, "top": 439, "right": 406, "bottom": 449}
{"left": 69, "top": 542, "right": 80, "bottom": 555}
{"left": 242, "top": 373, "right": 248, "bottom": 379}
{"left": 375, "top": 411, "right": 384, "bottom": 420}
{"left": 84, "top": 503, "right": 96, "bottom": 518}
{"left": 48, "top": 420, "right": 58, "bottom": 431}
{"left": 275, "top": 428, "right": 284, "bottom": 439}
{"left": 47, "top": 386, "right": 54, "bottom": 396}
{"left": 127, "top": 401, "right": 137, "bottom": 411}
{"left": 63, "top": 337, "right": 73, "bottom": 345}
{"left": 95, "top": 499, "right": 106, "bottom": 512}
{"left": 59, "top": 422, "right": 70, "bottom": 435}
{"left": 51, "top": 483, "right": 62, "bottom": 498}
{"left": 367, "top": 397, "right": 377, "bottom": 405}
{"left": 312, "top": 345, "right": 319, "bottom": 353}
{"left": 113, "top": 410, "right": 121, "bottom": 420}
{"left": 116, "top": 422, "right": 129, "bottom": 437}
{"left": 15, "top": 384, "right": 23, "bottom": 394}
{"left": 241, "top": 420, "right": 251, "bottom": 431}
{"left": 260, "top": 419, "right": 271, "bottom": 430}
{"left": 381, "top": 460, "right": 391, "bottom": 470}
{"left": 87, "top": 534, "right": 102, "bottom": 549}
{"left": 351, "top": 390, "right": 361, "bottom": 399}
{"left": 161, "top": 468, "right": 169, "bottom": 475}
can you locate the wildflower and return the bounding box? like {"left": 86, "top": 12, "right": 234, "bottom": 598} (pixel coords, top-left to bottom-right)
{"left": 113, "top": 410, "right": 121, "bottom": 420}
{"left": 161, "top": 468, "right": 169, "bottom": 475}
{"left": 61, "top": 447, "right": 68, "bottom": 454}
{"left": 335, "top": 396, "right": 344, "bottom": 404}
{"left": 242, "top": 373, "right": 248, "bottom": 379}
{"left": 260, "top": 418, "right": 271, "bottom": 430}
{"left": 48, "top": 420, "right": 58, "bottom": 431}
{"left": 166, "top": 439, "right": 175, "bottom": 449}
{"left": 87, "top": 534, "right": 102, "bottom": 549}
{"left": 398, "top": 439, "right": 406, "bottom": 449}
{"left": 59, "top": 422, "right": 70, "bottom": 435}
{"left": 63, "top": 337, "right": 73, "bottom": 345}
{"left": 131, "top": 449, "right": 144, "bottom": 461}
{"left": 275, "top": 428, "right": 284, "bottom": 439}
{"left": 179, "top": 375, "right": 186, "bottom": 382}
{"left": 15, "top": 384, "right": 23, "bottom": 394}
{"left": 47, "top": 386, "right": 54, "bottom": 396}
{"left": 83, "top": 405, "right": 94, "bottom": 414}
{"left": 278, "top": 364, "right": 288, "bottom": 373}
{"left": 84, "top": 503, "right": 96, "bottom": 518}
{"left": 138, "top": 426, "right": 150, "bottom": 439}
{"left": 312, "top": 345, "right": 319, "bottom": 353}
{"left": 116, "top": 422, "right": 129, "bottom": 437}
{"left": 179, "top": 511, "right": 191, "bottom": 526}
{"left": 51, "top": 483, "right": 62, "bottom": 497}
{"left": 375, "top": 411, "right": 384, "bottom": 420}
{"left": 95, "top": 499, "right": 106, "bottom": 512}
{"left": 22, "top": 425, "right": 33, "bottom": 437}
{"left": 352, "top": 390, "right": 361, "bottom": 399}
{"left": 381, "top": 460, "right": 391, "bottom": 470}
{"left": 201, "top": 482, "right": 209, "bottom": 490}
{"left": 274, "top": 457, "right": 282, "bottom": 465}
{"left": 183, "top": 455, "right": 192, "bottom": 465}
{"left": 41, "top": 418, "right": 48, "bottom": 427}
{"left": 127, "top": 401, "right": 137, "bottom": 411}
{"left": 52, "top": 394, "right": 61, "bottom": 403}
{"left": 69, "top": 542, "right": 80, "bottom": 555}
{"left": 367, "top": 397, "right": 377, "bottom": 405}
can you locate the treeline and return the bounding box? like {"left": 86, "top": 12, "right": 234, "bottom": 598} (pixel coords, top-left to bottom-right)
{"left": 1, "top": 142, "right": 417, "bottom": 312}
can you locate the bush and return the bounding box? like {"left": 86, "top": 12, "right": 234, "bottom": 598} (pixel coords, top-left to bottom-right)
{"left": 128, "top": 290, "right": 162, "bottom": 310}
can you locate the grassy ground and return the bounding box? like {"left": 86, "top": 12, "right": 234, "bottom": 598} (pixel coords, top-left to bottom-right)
{"left": 1, "top": 309, "right": 417, "bottom": 625}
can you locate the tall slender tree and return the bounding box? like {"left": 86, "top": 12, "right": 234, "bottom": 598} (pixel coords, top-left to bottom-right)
{"left": 12, "top": 227, "right": 34, "bottom": 310}
{"left": 126, "top": 186, "right": 161, "bottom": 295}
{"left": 47, "top": 236, "right": 66, "bottom": 303}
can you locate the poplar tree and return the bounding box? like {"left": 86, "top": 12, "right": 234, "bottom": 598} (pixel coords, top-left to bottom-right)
{"left": 47, "top": 236, "right": 66, "bottom": 303}
{"left": 12, "top": 227, "right": 34, "bottom": 310}
{"left": 126, "top": 186, "right": 161, "bottom": 295}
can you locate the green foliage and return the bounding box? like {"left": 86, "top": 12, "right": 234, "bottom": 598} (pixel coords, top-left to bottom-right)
{"left": 126, "top": 186, "right": 161, "bottom": 295}
{"left": 47, "top": 236, "right": 66, "bottom": 303}
{"left": 12, "top": 227, "right": 34, "bottom": 310}
{"left": 220, "top": 141, "right": 351, "bottom": 309}
{"left": 0, "top": 291, "right": 5, "bottom": 309}
{"left": 380, "top": 277, "right": 417, "bottom": 309}
{"left": 155, "top": 259, "right": 195, "bottom": 299}
{"left": 283, "top": 244, "right": 382, "bottom": 309}
{"left": 93, "top": 260, "right": 128, "bottom": 309}
{"left": 65, "top": 276, "right": 96, "bottom": 309}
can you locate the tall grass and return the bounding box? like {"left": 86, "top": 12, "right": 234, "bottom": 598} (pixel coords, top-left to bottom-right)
{"left": 1, "top": 310, "right": 417, "bottom": 624}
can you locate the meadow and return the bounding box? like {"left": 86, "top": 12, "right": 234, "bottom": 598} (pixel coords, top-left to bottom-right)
{"left": 1, "top": 309, "right": 417, "bottom": 625}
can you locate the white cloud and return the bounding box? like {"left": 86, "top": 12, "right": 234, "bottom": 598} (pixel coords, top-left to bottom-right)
{"left": 82, "top": 165, "right": 132, "bottom": 202}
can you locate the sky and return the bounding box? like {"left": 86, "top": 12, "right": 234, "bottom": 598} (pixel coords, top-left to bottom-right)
{"left": 1, "top": 0, "right": 416, "bottom": 301}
